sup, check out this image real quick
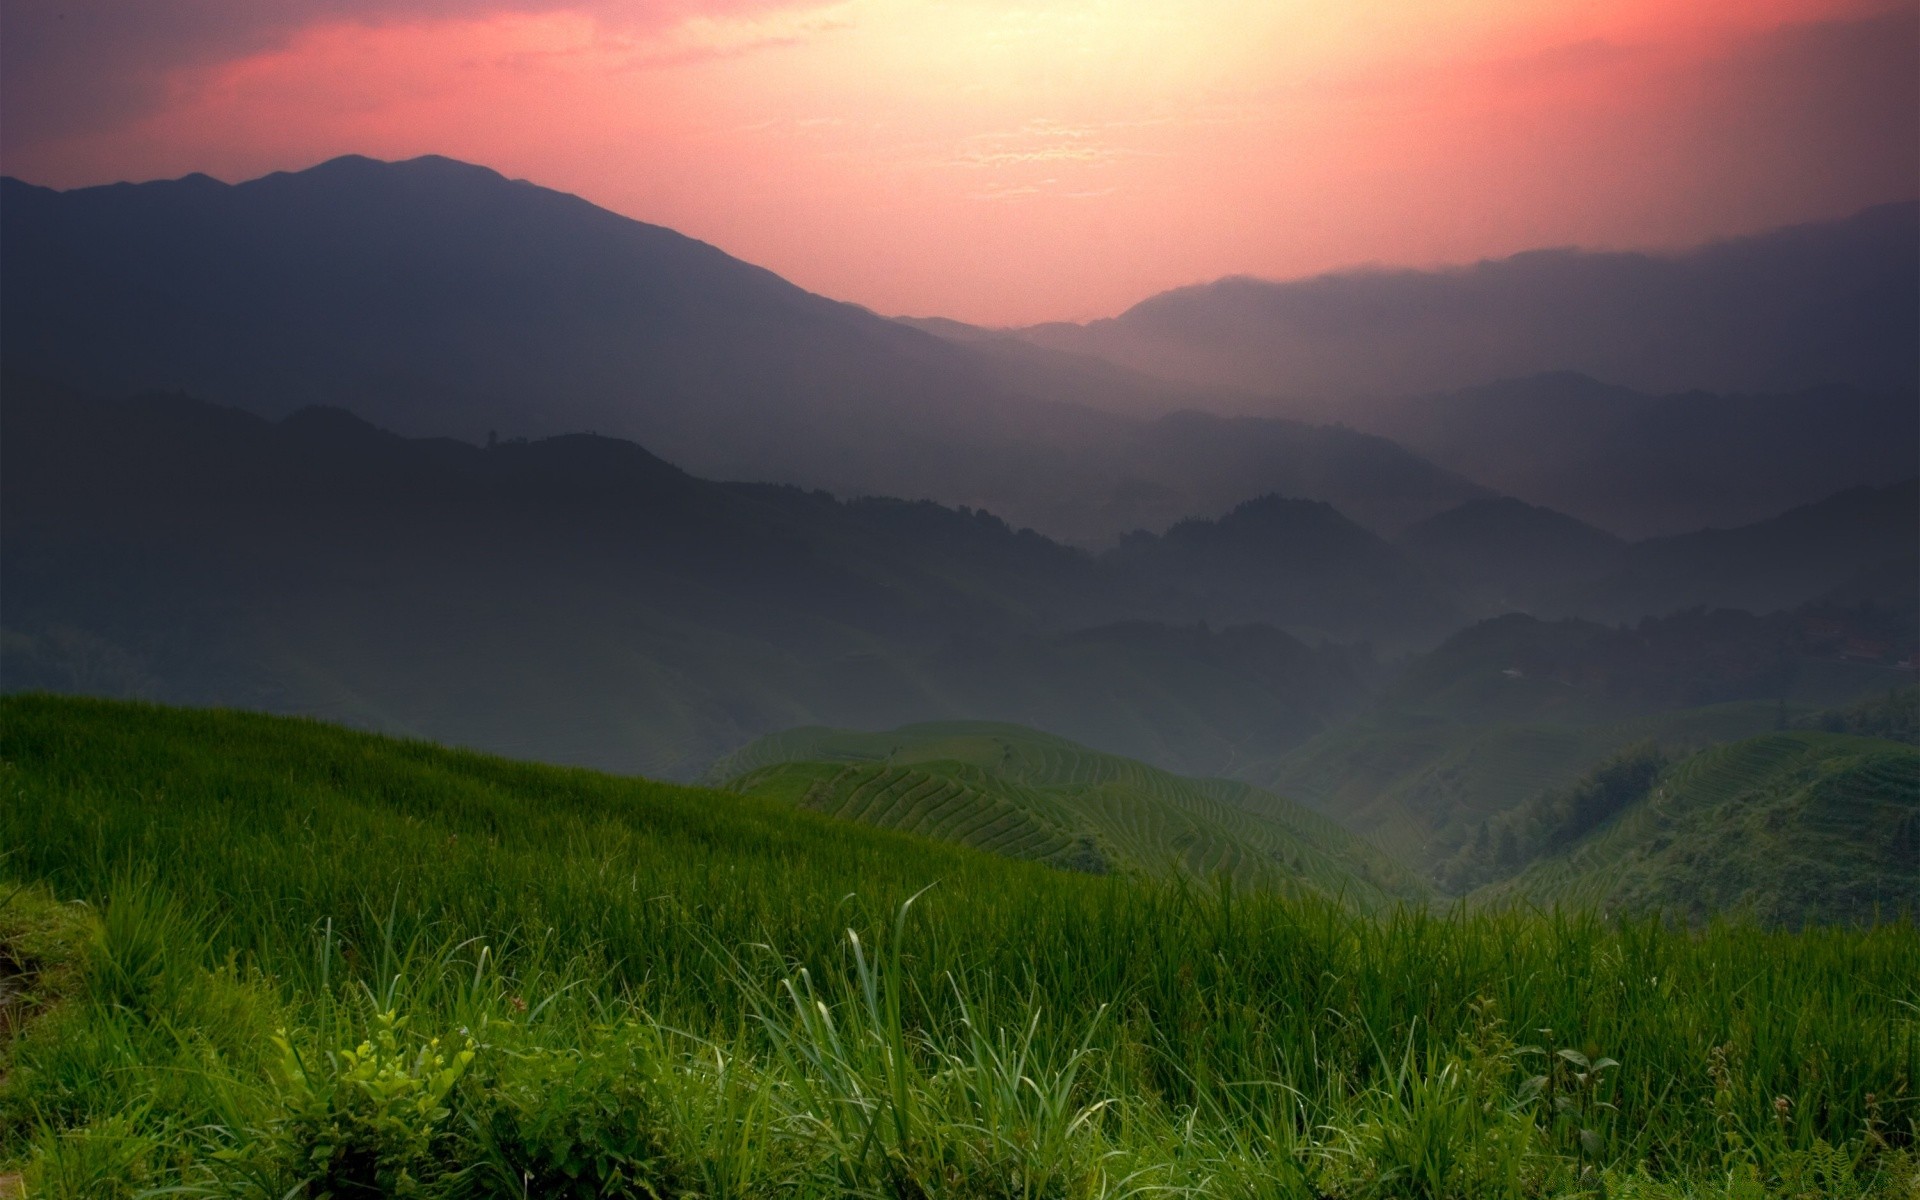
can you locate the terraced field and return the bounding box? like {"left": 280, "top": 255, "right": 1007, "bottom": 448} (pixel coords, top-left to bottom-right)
{"left": 1480, "top": 731, "right": 1920, "bottom": 923}
{"left": 1254, "top": 700, "right": 1796, "bottom": 871}
{"left": 715, "top": 722, "right": 1427, "bottom": 903}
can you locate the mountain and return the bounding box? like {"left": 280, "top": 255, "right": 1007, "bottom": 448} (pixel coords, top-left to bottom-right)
{"left": 1560, "top": 480, "right": 1920, "bottom": 621}
{"left": 0, "top": 154, "right": 1482, "bottom": 545}
{"left": 1104, "top": 494, "right": 1461, "bottom": 646}
{"left": 1322, "top": 373, "right": 1920, "bottom": 538}
{"left": 0, "top": 374, "right": 1383, "bottom": 780}
{"left": 1478, "top": 732, "right": 1920, "bottom": 925}
{"left": 1014, "top": 201, "right": 1920, "bottom": 402}
{"left": 1399, "top": 497, "right": 1625, "bottom": 617}
{"left": 710, "top": 720, "right": 1426, "bottom": 903}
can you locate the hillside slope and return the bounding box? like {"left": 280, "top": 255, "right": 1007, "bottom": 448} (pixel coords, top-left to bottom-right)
{"left": 1480, "top": 733, "right": 1920, "bottom": 924}
{"left": 713, "top": 721, "right": 1426, "bottom": 903}
{"left": 1251, "top": 606, "right": 1916, "bottom": 873}
{"left": 4, "top": 696, "right": 1913, "bottom": 1196}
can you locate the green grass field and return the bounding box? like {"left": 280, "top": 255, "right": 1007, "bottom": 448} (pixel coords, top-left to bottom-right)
{"left": 714, "top": 722, "right": 1426, "bottom": 904}
{"left": 1, "top": 695, "right": 1916, "bottom": 1198}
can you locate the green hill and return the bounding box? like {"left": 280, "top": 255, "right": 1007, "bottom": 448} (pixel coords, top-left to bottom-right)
{"left": 2, "top": 695, "right": 1916, "bottom": 1196}
{"left": 712, "top": 721, "right": 1426, "bottom": 903}
{"left": 1481, "top": 732, "right": 1920, "bottom": 924}
{"left": 1252, "top": 608, "right": 1915, "bottom": 876}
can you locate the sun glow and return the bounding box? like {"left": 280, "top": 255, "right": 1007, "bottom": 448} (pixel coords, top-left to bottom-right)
{"left": 4, "top": 0, "right": 1912, "bottom": 322}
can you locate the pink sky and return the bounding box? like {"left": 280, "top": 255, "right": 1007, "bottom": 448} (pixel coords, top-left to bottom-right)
{"left": 3, "top": 0, "right": 1914, "bottom": 324}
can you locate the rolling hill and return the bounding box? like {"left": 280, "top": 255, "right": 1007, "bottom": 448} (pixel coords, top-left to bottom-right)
{"left": 711, "top": 721, "right": 1426, "bottom": 903}
{"left": 1479, "top": 732, "right": 1920, "bottom": 925}
{"left": 5, "top": 695, "right": 1911, "bottom": 1196}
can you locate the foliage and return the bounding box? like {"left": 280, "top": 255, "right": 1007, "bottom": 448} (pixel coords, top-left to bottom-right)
{"left": 1, "top": 694, "right": 1916, "bottom": 1198}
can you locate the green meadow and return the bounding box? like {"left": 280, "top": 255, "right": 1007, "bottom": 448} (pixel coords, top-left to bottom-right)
{"left": 1, "top": 694, "right": 1915, "bottom": 1198}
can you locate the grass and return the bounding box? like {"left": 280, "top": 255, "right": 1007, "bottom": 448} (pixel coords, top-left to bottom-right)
{"left": 714, "top": 722, "right": 1426, "bottom": 903}
{"left": 0, "top": 694, "right": 1916, "bottom": 1197}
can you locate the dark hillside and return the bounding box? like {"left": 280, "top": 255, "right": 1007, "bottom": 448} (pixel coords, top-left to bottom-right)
{"left": 1399, "top": 496, "right": 1625, "bottom": 616}
{"left": 1561, "top": 480, "right": 1920, "bottom": 621}
{"left": 1105, "top": 494, "right": 1460, "bottom": 646}
{"left": 0, "top": 375, "right": 1377, "bottom": 778}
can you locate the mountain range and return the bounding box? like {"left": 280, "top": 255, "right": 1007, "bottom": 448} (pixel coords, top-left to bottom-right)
{"left": 0, "top": 155, "right": 1482, "bottom": 545}
{"left": 1012, "top": 201, "right": 1919, "bottom": 402}
{"left": 7, "top": 156, "right": 1914, "bottom": 543}
{"left": 5, "top": 372, "right": 1911, "bottom": 787}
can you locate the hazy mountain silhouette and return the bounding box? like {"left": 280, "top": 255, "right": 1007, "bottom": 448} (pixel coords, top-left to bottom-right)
{"left": 1399, "top": 498, "right": 1626, "bottom": 617}
{"left": 0, "top": 155, "right": 1480, "bottom": 545}
{"left": 1105, "top": 495, "right": 1461, "bottom": 645}
{"left": 1560, "top": 480, "right": 1920, "bottom": 622}
{"left": 1324, "top": 372, "right": 1920, "bottom": 537}
{"left": 1014, "top": 201, "right": 1919, "bottom": 400}
{"left": 0, "top": 374, "right": 1391, "bottom": 778}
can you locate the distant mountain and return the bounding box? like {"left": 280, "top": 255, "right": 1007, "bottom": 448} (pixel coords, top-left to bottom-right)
{"left": 1477, "top": 732, "right": 1920, "bottom": 925}
{"left": 0, "top": 374, "right": 1385, "bottom": 779}
{"left": 1324, "top": 373, "right": 1920, "bottom": 538}
{"left": 1562, "top": 480, "right": 1919, "bottom": 621}
{"left": 712, "top": 720, "right": 1426, "bottom": 903}
{"left": 1105, "top": 494, "right": 1461, "bottom": 646}
{"left": 1399, "top": 497, "right": 1625, "bottom": 617}
{"left": 0, "top": 155, "right": 1480, "bottom": 545}
{"left": 1015, "top": 202, "right": 1920, "bottom": 401}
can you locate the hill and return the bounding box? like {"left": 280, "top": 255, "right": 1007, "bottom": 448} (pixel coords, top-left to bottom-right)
{"left": 711, "top": 721, "right": 1426, "bottom": 903}
{"left": 2, "top": 696, "right": 1914, "bottom": 1197}
{"left": 1104, "top": 493, "right": 1461, "bottom": 646}
{"left": 1561, "top": 479, "right": 1920, "bottom": 621}
{"left": 1015, "top": 201, "right": 1920, "bottom": 402}
{"left": 1479, "top": 732, "right": 1920, "bottom": 925}
{"left": 0, "top": 375, "right": 1383, "bottom": 780}
{"left": 0, "top": 155, "right": 1484, "bottom": 545}
{"left": 1398, "top": 496, "right": 1625, "bottom": 618}
{"left": 1250, "top": 606, "right": 1917, "bottom": 873}
{"left": 1319, "top": 373, "right": 1920, "bottom": 539}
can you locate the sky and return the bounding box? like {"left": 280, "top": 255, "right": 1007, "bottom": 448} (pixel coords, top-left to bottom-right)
{"left": 3, "top": 0, "right": 1915, "bottom": 324}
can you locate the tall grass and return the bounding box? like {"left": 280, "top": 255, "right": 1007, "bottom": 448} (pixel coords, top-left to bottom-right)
{"left": 0, "top": 695, "right": 1914, "bottom": 1197}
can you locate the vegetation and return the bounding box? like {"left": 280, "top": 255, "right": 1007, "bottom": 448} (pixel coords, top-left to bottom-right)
{"left": 1480, "top": 731, "right": 1920, "bottom": 925}
{"left": 1436, "top": 745, "right": 1669, "bottom": 895}
{"left": 2, "top": 694, "right": 1916, "bottom": 1197}
{"left": 714, "top": 722, "right": 1425, "bottom": 903}
{"left": 1795, "top": 687, "right": 1920, "bottom": 746}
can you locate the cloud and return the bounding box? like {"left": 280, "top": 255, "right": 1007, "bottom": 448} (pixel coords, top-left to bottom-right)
{"left": 0, "top": 0, "right": 830, "bottom": 151}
